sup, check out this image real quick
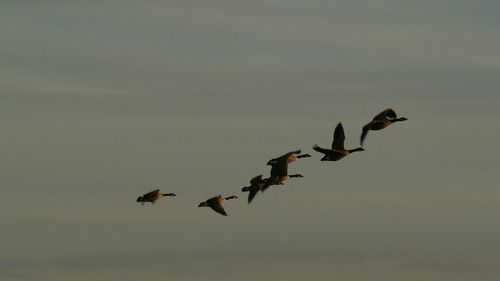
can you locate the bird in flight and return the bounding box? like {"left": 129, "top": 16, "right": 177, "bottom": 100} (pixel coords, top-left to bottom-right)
{"left": 242, "top": 175, "right": 271, "bottom": 204}
{"left": 313, "top": 122, "right": 364, "bottom": 161}
{"left": 198, "top": 195, "right": 238, "bottom": 216}
{"left": 265, "top": 150, "right": 304, "bottom": 188}
{"left": 136, "top": 189, "right": 176, "bottom": 205}
{"left": 266, "top": 150, "right": 311, "bottom": 166}
{"left": 360, "top": 108, "right": 407, "bottom": 146}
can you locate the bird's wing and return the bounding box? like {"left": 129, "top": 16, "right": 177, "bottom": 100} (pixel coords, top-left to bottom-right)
{"left": 209, "top": 195, "right": 222, "bottom": 202}
{"left": 250, "top": 175, "right": 263, "bottom": 185}
{"left": 331, "top": 123, "right": 345, "bottom": 150}
{"left": 270, "top": 159, "right": 288, "bottom": 177}
{"left": 143, "top": 189, "right": 160, "bottom": 197}
{"left": 360, "top": 123, "right": 371, "bottom": 146}
{"left": 313, "top": 144, "right": 331, "bottom": 155}
{"left": 384, "top": 108, "right": 397, "bottom": 119}
{"left": 210, "top": 203, "right": 228, "bottom": 216}
{"left": 374, "top": 108, "right": 396, "bottom": 120}
{"left": 248, "top": 188, "right": 258, "bottom": 204}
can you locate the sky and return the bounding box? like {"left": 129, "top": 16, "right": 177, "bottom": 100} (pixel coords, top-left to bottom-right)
{"left": 1, "top": 1, "right": 500, "bottom": 280}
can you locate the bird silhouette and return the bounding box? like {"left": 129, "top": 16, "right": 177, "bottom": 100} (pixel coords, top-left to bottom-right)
{"left": 313, "top": 122, "right": 364, "bottom": 161}
{"left": 136, "top": 189, "right": 176, "bottom": 205}
{"left": 360, "top": 108, "right": 407, "bottom": 146}
{"left": 198, "top": 195, "right": 238, "bottom": 216}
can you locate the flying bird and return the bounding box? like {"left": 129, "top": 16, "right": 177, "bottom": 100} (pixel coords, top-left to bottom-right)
{"left": 242, "top": 175, "right": 271, "bottom": 204}
{"left": 198, "top": 195, "right": 238, "bottom": 216}
{"left": 136, "top": 189, "right": 176, "bottom": 205}
{"left": 266, "top": 150, "right": 311, "bottom": 166}
{"left": 360, "top": 108, "right": 407, "bottom": 146}
{"left": 313, "top": 122, "right": 364, "bottom": 161}
{"left": 266, "top": 155, "right": 304, "bottom": 186}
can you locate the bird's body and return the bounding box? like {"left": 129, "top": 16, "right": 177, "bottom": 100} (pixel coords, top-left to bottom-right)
{"left": 266, "top": 154, "right": 304, "bottom": 186}
{"left": 360, "top": 108, "right": 407, "bottom": 146}
{"left": 198, "top": 195, "right": 238, "bottom": 216}
{"left": 136, "top": 189, "right": 176, "bottom": 205}
{"left": 313, "top": 122, "right": 364, "bottom": 161}
{"left": 242, "top": 175, "right": 270, "bottom": 203}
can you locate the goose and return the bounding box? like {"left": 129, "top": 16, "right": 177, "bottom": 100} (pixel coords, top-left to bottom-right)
{"left": 266, "top": 150, "right": 311, "bottom": 166}
{"left": 360, "top": 108, "right": 407, "bottom": 146}
{"left": 198, "top": 195, "right": 238, "bottom": 216}
{"left": 242, "top": 175, "right": 271, "bottom": 204}
{"left": 313, "top": 122, "right": 364, "bottom": 161}
{"left": 266, "top": 156, "right": 304, "bottom": 186}
{"left": 136, "top": 189, "right": 176, "bottom": 205}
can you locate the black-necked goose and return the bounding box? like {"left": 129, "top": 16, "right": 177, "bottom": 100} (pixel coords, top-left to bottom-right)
{"left": 241, "top": 175, "right": 271, "bottom": 204}
{"left": 198, "top": 195, "right": 238, "bottom": 216}
{"left": 266, "top": 150, "right": 311, "bottom": 166}
{"left": 360, "top": 108, "right": 407, "bottom": 146}
{"left": 313, "top": 122, "right": 364, "bottom": 161}
{"left": 136, "top": 189, "right": 176, "bottom": 205}
{"left": 266, "top": 156, "right": 304, "bottom": 186}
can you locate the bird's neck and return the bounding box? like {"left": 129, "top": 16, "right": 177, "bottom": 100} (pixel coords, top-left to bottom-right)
{"left": 390, "top": 117, "right": 406, "bottom": 123}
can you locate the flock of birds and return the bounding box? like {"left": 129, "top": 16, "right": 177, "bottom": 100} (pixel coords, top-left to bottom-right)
{"left": 136, "top": 108, "right": 408, "bottom": 216}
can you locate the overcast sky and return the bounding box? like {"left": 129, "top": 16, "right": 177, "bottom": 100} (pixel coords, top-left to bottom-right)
{"left": 1, "top": 1, "right": 500, "bottom": 281}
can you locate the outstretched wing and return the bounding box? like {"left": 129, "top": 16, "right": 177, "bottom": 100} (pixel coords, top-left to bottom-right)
{"left": 360, "top": 123, "right": 371, "bottom": 146}
{"left": 210, "top": 203, "right": 228, "bottom": 216}
{"left": 313, "top": 144, "right": 331, "bottom": 155}
{"left": 247, "top": 188, "right": 258, "bottom": 204}
{"left": 331, "top": 123, "right": 345, "bottom": 150}
{"left": 384, "top": 108, "right": 397, "bottom": 119}
{"left": 270, "top": 159, "right": 288, "bottom": 177}
{"left": 374, "top": 108, "right": 396, "bottom": 121}
{"left": 143, "top": 189, "right": 160, "bottom": 197}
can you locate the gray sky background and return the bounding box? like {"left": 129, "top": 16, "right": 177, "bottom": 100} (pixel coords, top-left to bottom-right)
{"left": 1, "top": 1, "right": 499, "bottom": 281}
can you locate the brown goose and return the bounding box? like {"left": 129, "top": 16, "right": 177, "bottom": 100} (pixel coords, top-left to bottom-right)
{"left": 313, "top": 122, "right": 364, "bottom": 161}
{"left": 241, "top": 175, "right": 271, "bottom": 204}
{"left": 136, "top": 189, "right": 176, "bottom": 205}
{"left": 360, "top": 108, "right": 407, "bottom": 146}
{"left": 198, "top": 195, "right": 238, "bottom": 216}
{"left": 266, "top": 150, "right": 311, "bottom": 166}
